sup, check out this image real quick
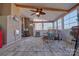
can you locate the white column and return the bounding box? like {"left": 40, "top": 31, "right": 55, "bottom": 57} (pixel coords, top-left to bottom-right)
{"left": 56, "top": 20, "right": 58, "bottom": 30}
{"left": 61, "top": 17, "right": 64, "bottom": 30}
{"left": 52, "top": 22, "right": 54, "bottom": 29}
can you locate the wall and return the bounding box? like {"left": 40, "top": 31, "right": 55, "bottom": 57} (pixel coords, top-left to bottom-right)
{"left": 6, "top": 4, "right": 21, "bottom": 45}
{"left": 7, "top": 16, "right": 21, "bottom": 45}
{"left": 0, "top": 16, "right": 22, "bottom": 46}
{"left": 0, "top": 4, "right": 2, "bottom": 15}
{"left": 11, "top": 4, "right": 20, "bottom": 16}
{"left": 0, "top": 3, "right": 22, "bottom": 46}
{"left": 0, "top": 3, "right": 11, "bottom": 16}
{"left": 0, "top": 3, "right": 12, "bottom": 45}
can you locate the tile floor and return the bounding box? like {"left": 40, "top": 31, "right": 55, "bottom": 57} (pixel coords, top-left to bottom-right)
{"left": 0, "top": 37, "right": 79, "bottom": 56}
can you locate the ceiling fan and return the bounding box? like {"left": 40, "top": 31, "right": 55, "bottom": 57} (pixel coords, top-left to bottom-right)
{"left": 30, "top": 8, "right": 46, "bottom": 17}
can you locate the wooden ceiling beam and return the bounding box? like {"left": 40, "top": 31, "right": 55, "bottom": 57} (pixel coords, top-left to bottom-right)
{"left": 68, "top": 3, "right": 79, "bottom": 12}
{"left": 15, "top": 4, "right": 68, "bottom": 12}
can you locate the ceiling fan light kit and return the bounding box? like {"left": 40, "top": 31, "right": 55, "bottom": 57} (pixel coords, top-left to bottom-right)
{"left": 36, "top": 12, "right": 40, "bottom": 15}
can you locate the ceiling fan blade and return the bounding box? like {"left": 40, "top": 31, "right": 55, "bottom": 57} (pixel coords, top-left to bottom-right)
{"left": 30, "top": 10, "right": 37, "bottom": 12}
{"left": 31, "top": 13, "right": 35, "bottom": 15}
{"left": 40, "top": 12, "right": 46, "bottom": 15}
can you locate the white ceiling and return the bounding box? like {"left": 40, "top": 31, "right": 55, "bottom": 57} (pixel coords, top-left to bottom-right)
{"left": 18, "top": 3, "right": 77, "bottom": 21}
{"left": 19, "top": 8, "right": 64, "bottom": 21}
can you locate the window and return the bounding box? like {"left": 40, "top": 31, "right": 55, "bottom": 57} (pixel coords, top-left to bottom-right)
{"left": 64, "top": 10, "right": 78, "bottom": 29}
{"left": 43, "top": 23, "right": 53, "bottom": 30}
{"left": 35, "top": 23, "right": 42, "bottom": 30}
{"left": 34, "top": 22, "right": 53, "bottom": 30}
{"left": 33, "top": 19, "right": 48, "bottom": 21}
{"left": 57, "top": 19, "right": 62, "bottom": 30}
